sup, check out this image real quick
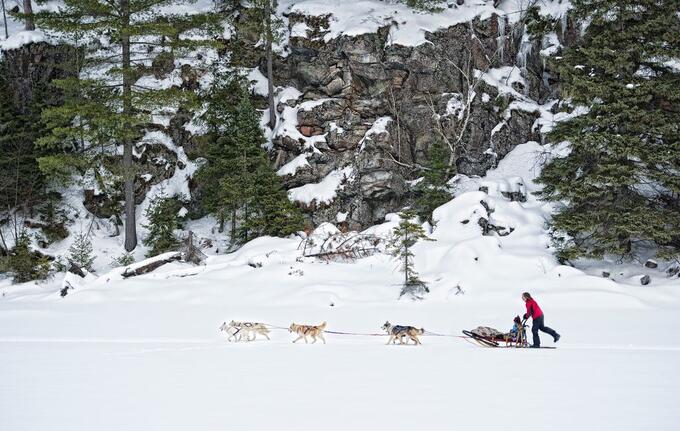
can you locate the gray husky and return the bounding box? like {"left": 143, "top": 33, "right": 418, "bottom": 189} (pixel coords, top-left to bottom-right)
{"left": 381, "top": 321, "right": 424, "bottom": 345}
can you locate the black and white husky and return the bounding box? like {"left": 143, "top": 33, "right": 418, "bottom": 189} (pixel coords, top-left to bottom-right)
{"left": 381, "top": 321, "right": 425, "bottom": 345}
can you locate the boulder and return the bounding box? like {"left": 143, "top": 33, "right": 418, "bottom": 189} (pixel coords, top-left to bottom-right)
{"left": 360, "top": 171, "right": 401, "bottom": 199}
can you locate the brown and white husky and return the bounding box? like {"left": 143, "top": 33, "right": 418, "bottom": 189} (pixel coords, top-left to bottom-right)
{"left": 289, "top": 321, "right": 327, "bottom": 344}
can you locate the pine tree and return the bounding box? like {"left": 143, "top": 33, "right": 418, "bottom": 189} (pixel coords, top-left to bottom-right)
{"left": 3, "top": 231, "right": 51, "bottom": 283}
{"left": 196, "top": 73, "right": 303, "bottom": 246}
{"left": 0, "top": 62, "right": 49, "bottom": 217}
{"left": 67, "top": 232, "right": 95, "bottom": 271}
{"left": 244, "top": 164, "right": 305, "bottom": 240}
{"left": 537, "top": 0, "right": 680, "bottom": 260}
{"left": 400, "top": 0, "right": 444, "bottom": 12}
{"left": 142, "top": 193, "right": 182, "bottom": 257}
{"left": 34, "top": 1, "right": 220, "bottom": 252}
{"left": 387, "top": 209, "right": 434, "bottom": 298}
{"left": 415, "top": 141, "right": 452, "bottom": 224}
{"left": 111, "top": 252, "right": 135, "bottom": 268}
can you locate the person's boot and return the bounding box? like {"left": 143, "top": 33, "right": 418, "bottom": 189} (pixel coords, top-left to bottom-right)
{"left": 529, "top": 344, "right": 540, "bottom": 348}
{"left": 554, "top": 333, "right": 561, "bottom": 343}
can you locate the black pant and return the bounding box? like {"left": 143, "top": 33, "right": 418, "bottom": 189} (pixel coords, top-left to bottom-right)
{"left": 531, "top": 315, "right": 557, "bottom": 347}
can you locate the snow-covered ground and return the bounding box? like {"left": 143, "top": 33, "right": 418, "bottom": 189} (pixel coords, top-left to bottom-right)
{"left": 2, "top": 302, "right": 679, "bottom": 431}
{"left": 2, "top": 141, "right": 679, "bottom": 430}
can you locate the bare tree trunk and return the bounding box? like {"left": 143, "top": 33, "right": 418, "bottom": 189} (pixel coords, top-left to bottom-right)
{"left": 230, "top": 210, "right": 236, "bottom": 242}
{"left": 241, "top": 151, "right": 249, "bottom": 243}
{"left": 0, "top": 220, "right": 8, "bottom": 253}
{"left": 403, "top": 231, "right": 409, "bottom": 284}
{"left": 2, "top": 0, "right": 9, "bottom": 39}
{"left": 121, "top": 0, "right": 137, "bottom": 252}
{"left": 23, "top": 0, "right": 34, "bottom": 31}
{"left": 265, "top": 0, "right": 276, "bottom": 130}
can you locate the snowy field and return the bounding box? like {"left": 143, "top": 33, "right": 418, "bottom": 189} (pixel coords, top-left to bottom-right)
{"left": 2, "top": 283, "right": 680, "bottom": 431}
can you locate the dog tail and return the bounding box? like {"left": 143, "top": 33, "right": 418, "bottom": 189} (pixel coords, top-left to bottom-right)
{"left": 319, "top": 321, "right": 327, "bottom": 330}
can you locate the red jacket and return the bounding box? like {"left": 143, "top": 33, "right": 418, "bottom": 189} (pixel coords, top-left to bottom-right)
{"left": 524, "top": 298, "right": 544, "bottom": 320}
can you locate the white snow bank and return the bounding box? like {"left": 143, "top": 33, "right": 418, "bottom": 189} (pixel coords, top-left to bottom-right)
{"left": 0, "top": 30, "right": 45, "bottom": 51}
{"left": 480, "top": 176, "right": 526, "bottom": 198}
{"left": 277, "top": 153, "right": 310, "bottom": 176}
{"left": 288, "top": 166, "right": 355, "bottom": 205}
{"left": 476, "top": 66, "right": 527, "bottom": 99}
{"left": 246, "top": 67, "right": 269, "bottom": 97}
{"left": 359, "top": 116, "right": 392, "bottom": 150}
{"left": 268, "top": 88, "right": 328, "bottom": 152}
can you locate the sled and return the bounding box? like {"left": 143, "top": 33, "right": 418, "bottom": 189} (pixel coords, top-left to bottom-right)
{"left": 462, "top": 321, "right": 532, "bottom": 348}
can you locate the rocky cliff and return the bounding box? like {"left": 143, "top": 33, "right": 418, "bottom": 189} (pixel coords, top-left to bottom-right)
{"left": 250, "top": 3, "right": 577, "bottom": 230}
{"left": 2, "top": 1, "right": 576, "bottom": 233}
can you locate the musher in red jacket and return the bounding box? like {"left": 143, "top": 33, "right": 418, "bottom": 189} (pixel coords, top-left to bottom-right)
{"left": 522, "top": 292, "right": 560, "bottom": 348}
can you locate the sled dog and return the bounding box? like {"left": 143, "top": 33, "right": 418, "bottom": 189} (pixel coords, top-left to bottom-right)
{"left": 289, "top": 321, "right": 327, "bottom": 344}
{"left": 220, "top": 320, "right": 270, "bottom": 342}
{"left": 219, "top": 321, "right": 241, "bottom": 341}
{"left": 382, "top": 321, "right": 424, "bottom": 345}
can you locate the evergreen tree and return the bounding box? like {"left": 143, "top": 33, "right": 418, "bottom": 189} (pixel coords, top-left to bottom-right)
{"left": 400, "top": 0, "right": 444, "bottom": 12}
{"left": 3, "top": 231, "right": 51, "bottom": 283}
{"left": 244, "top": 163, "right": 305, "bottom": 240}
{"left": 34, "top": 1, "right": 220, "bottom": 252}
{"left": 196, "top": 73, "right": 303, "bottom": 246}
{"left": 142, "top": 193, "right": 182, "bottom": 257}
{"left": 0, "top": 63, "right": 49, "bottom": 217}
{"left": 111, "top": 252, "right": 135, "bottom": 268}
{"left": 67, "top": 232, "right": 95, "bottom": 271}
{"left": 36, "top": 194, "right": 70, "bottom": 246}
{"left": 387, "top": 209, "right": 434, "bottom": 298}
{"left": 415, "top": 141, "right": 452, "bottom": 224}
{"left": 537, "top": 0, "right": 680, "bottom": 260}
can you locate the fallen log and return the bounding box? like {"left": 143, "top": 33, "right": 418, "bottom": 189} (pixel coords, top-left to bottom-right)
{"left": 121, "top": 252, "right": 182, "bottom": 278}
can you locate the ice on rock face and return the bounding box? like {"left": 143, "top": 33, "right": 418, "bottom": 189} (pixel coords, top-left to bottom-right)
{"left": 496, "top": 14, "right": 506, "bottom": 60}
{"left": 516, "top": 32, "right": 533, "bottom": 71}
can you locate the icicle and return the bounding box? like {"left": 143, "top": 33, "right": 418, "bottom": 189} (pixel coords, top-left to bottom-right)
{"left": 496, "top": 15, "right": 506, "bottom": 62}
{"left": 560, "top": 13, "right": 569, "bottom": 41}
{"left": 516, "top": 31, "right": 533, "bottom": 70}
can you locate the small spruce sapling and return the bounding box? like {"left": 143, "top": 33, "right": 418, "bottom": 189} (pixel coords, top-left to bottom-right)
{"left": 387, "top": 209, "right": 435, "bottom": 299}
{"left": 67, "top": 232, "right": 95, "bottom": 271}
{"left": 142, "top": 193, "right": 183, "bottom": 257}
{"left": 111, "top": 252, "right": 135, "bottom": 268}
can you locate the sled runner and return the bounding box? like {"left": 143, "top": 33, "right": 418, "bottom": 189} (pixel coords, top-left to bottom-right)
{"left": 462, "top": 321, "right": 531, "bottom": 348}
